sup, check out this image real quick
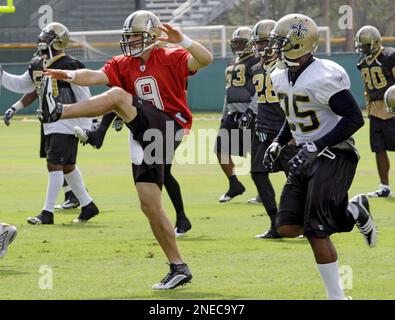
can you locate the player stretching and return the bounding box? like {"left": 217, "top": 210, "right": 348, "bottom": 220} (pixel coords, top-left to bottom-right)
{"left": 39, "top": 10, "right": 213, "bottom": 289}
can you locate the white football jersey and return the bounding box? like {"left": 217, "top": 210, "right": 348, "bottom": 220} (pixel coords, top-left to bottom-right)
{"left": 270, "top": 58, "right": 351, "bottom": 145}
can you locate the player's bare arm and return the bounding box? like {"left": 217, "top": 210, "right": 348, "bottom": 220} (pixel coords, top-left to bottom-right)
{"left": 158, "top": 23, "right": 213, "bottom": 71}
{"left": 43, "top": 68, "right": 109, "bottom": 86}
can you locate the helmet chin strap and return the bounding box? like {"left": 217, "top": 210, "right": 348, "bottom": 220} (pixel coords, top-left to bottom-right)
{"left": 132, "top": 40, "right": 158, "bottom": 57}
{"left": 47, "top": 46, "right": 54, "bottom": 60}
{"left": 284, "top": 57, "right": 300, "bottom": 68}
{"left": 276, "top": 52, "right": 300, "bottom": 69}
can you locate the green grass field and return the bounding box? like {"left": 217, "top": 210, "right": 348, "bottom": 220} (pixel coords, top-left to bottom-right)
{"left": 0, "top": 114, "right": 394, "bottom": 300}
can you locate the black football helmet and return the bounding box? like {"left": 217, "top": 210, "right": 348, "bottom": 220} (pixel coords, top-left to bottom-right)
{"left": 230, "top": 27, "right": 253, "bottom": 57}
{"left": 36, "top": 22, "right": 69, "bottom": 59}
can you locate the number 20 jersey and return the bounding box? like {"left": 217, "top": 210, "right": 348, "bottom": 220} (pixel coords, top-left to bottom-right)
{"left": 357, "top": 47, "right": 395, "bottom": 102}
{"left": 270, "top": 58, "right": 351, "bottom": 145}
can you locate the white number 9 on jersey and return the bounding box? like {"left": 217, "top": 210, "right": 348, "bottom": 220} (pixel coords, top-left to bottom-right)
{"left": 135, "top": 76, "right": 164, "bottom": 110}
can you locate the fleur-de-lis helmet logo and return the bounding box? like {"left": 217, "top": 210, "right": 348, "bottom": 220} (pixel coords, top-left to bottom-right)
{"left": 290, "top": 21, "right": 309, "bottom": 40}
{"left": 146, "top": 16, "right": 156, "bottom": 34}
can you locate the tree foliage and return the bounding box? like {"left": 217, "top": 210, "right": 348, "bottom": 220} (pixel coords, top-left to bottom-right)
{"left": 212, "top": 0, "right": 395, "bottom": 37}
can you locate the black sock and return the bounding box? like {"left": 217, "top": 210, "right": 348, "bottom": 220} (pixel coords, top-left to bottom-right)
{"left": 98, "top": 112, "right": 116, "bottom": 132}
{"left": 251, "top": 172, "right": 278, "bottom": 223}
{"left": 164, "top": 164, "right": 187, "bottom": 221}
{"left": 268, "top": 208, "right": 278, "bottom": 229}
{"left": 229, "top": 175, "right": 239, "bottom": 184}
{"left": 126, "top": 110, "right": 147, "bottom": 136}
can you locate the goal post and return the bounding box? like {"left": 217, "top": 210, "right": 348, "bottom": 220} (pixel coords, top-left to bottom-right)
{"left": 0, "top": 0, "right": 16, "bottom": 13}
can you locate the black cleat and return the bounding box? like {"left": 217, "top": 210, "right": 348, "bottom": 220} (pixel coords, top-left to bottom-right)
{"left": 219, "top": 181, "right": 246, "bottom": 203}
{"left": 175, "top": 217, "right": 192, "bottom": 237}
{"left": 27, "top": 210, "right": 54, "bottom": 225}
{"left": 74, "top": 126, "right": 105, "bottom": 149}
{"left": 63, "top": 191, "right": 80, "bottom": 209}
{"left": 254, "top": 228, "right": 282, "bottom": 239}
{"left": 152, "top": 263, "right": 192, "bottom": 290}
{"left": 350, "top": 194, "right": 377, "bottom": 247}
{"left": 55, "top": 191, "right": 80, "bottom": 210}
{"left": 38, "top": 76, "right": 63, "bottom": 123}
{"left": 73, "top": 201, "right": 99, "bottom": 223}
{"left": 112, "top": 117, "right": 124, "bottom": 131}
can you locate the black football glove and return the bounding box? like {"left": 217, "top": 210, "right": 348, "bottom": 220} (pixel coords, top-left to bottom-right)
{"left": 256, "top": 129, "right": 267, "bottom": 143}
{"left": 3, "top": 107, "right": 16, "bottom": 126}
{"left": 235, "top": 108, "right": 254, "bottom": 130}
{"left": 288, "top": 142, "right": 320, "bottom": 176}
{"left": 112, "top": 117, "right": 124, "bottom": 131}
{"left": 263, "top": 142, "right": 282, "bottom": 171}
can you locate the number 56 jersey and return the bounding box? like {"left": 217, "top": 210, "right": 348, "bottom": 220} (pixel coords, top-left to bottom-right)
{"left": 270, "top": 58, "right": 351, "bottom": 145}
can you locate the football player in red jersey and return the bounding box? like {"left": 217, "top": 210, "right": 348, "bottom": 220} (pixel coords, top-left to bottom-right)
{"left": 40, "top": 10, "right": 213, "bottom": 290}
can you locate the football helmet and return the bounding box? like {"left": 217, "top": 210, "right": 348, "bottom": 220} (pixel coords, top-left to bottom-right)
{"left": 384, "top": 85, "right": 395, "bottom": 113}
{"left": 355, "top": 25, "right": 382, "bottom": 63}
{"left": 230, "top": 27, "right": 253, "bottom": 57}
{"left": 269, "top": 13, "right": 319, "bottom": 69}
{"left": 36, "top": 22, "right": 69, "bottom": 59}
{"left": 251, "top": 19, "right": 276, "bottom": 62}
{"left": 120, "top": 10, "right": 162, "bottom": 57}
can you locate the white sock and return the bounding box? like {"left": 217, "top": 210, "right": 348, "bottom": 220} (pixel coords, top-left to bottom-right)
{"left": 43, "top": 171, "right": 64, "bottom": 213}
{"left": 64, "top": 167, "right": 92, "bottom": 207}
{"left": 379, "top": 183, "right": 390, "bottom": 190}
{"left": 63, "top": 183, "right": 72, "bottom": 193}
{"left": 317, "top": 261, "right": 346, "bottom": 300}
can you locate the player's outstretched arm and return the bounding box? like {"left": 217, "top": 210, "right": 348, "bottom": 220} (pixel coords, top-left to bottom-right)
{"left": 43, "top": 68, "right": 110, "bottom": 86}
{"left": 1, "top": 70, "right": 35, "bottom": 94}
{"left": 158, "top": 23, "right": 213, "bottom": 71}
{"left": 3, "top": 91, "right": 37, "bottom": 126}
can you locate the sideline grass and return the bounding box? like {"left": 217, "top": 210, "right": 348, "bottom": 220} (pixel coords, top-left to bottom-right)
{"left": 0, "top": 115, "right": 394, "bottom": 299}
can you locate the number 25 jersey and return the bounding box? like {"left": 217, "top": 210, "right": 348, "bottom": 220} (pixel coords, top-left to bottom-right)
{"left": 270, "top": 58, "right": 350, "bottom": 145}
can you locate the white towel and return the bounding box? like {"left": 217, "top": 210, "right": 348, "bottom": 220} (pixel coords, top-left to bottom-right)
{"left": 128, "top": 131, "right": 144, "bottom": 165}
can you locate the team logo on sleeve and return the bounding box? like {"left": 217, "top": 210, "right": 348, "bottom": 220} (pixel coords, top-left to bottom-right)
{"left": 290, "top": 21, "right": 309, "bottom": 40}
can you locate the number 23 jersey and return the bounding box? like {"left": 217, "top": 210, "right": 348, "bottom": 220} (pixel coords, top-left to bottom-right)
{"left": 101, "top": 46, "right": 195, "bottom": 129}
{"left": 270, "top": 58, "right": 351, "bottom": 145}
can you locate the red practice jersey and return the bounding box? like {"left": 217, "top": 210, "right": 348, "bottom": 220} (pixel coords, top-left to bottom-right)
{"left": 101, "top": 46, "right": 196, "bottom": 129}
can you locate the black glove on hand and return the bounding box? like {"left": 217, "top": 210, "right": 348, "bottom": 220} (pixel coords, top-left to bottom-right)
{"left": 263, "top": 142, "right": 282, "bottom": 171}
{"left": 112, "top": 117, "right": 124, "bottom": 131}
{"left": 3, "top": 107, "right": 16, "bottom": 126}
{"left": 288, "top": 142, "right": 320, "bottom": 176}
{"left": 256, "top": 129, "right": 267, "bottom": 143}
{"left": 235, "top": 108, "right": 254, "bottom": 130}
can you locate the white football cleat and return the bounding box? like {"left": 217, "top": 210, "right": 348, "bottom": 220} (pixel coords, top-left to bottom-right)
{"left": 366, "top": 184, "right": 392, "bottom": 198}
{"left": 247, "top": 195, "right": 262, "bottom": 204}
{"left": 0, "top": 223, "right": 17, "bottom": 258}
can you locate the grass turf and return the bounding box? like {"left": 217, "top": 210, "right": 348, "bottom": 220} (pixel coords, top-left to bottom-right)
{"left": 0, "top": 114, "right": 394, "bottom": 300}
